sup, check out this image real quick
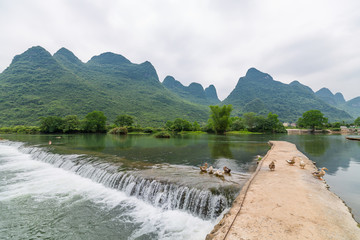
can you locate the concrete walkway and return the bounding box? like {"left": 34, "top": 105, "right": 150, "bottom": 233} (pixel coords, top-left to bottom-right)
{"left": 206, "top": 141, "right": 360, "bottom": 240}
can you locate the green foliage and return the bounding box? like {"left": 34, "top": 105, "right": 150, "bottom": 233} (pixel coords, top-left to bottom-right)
{"left": 243, "top": 112, "right": 257, "bottom": 130}
{"left": 62, "top": 115, "right": 80, "bottom": 133}
{"left": 109, "top": 127, "right": 128, "bottom": 135}
{"left": 192, "top": 121, "right": 201, "bottom": 131}
{"left": 39, "top": 116, "right": 64, "bottom": 133}
{"left": 230, "top": 116, "right": 245, "bottom": 131}
{"left": 154, "top": 131, "right": 171, "bottom": 138}
{"left": 202, "top": 119, "right": 215, "bottom": 133}
{"left": 143, "top": 127, "right": 154, "bottom": 133}
{"left": 114, "top": 114, "right": 134, "bottom": 127}
{"left": 0, "top": 125, "right": 40, "bottom": 134}
{"left": 209, "top": 105, "right": 233, "bottom": 134}
{"left": 241, "top": 112, "right": 286, "bottom": 133}
{"left": 223, "top": 68, "right": 353, "bottom": 123}
{"left": 355, "top": 117, "right": 360, "bottom": 126}
{"left": 162, "top": 76, "right": 220, "bottom": 105}
{"left": 82, "top": 111, "right": 107, "bottom": 133}
{"left": 167, "top": 118, "right": 193, "bottom": 132}
{"left": 297, "top": 110, "right": 328, "bottom": 131}
{"left": 0, "top": 46, "right": 209, "bottom": 127}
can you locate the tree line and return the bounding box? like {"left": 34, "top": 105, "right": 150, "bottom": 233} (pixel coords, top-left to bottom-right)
{"left": 1, "top": 107, "right": 359, "bottom": 135}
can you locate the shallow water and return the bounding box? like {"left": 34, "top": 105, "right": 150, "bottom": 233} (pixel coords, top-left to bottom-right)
{"left": 1, "top": 133, "right": 359, "bottom": 240}
{"left": 0, "top": 134, "right": 269, "bottom": 239}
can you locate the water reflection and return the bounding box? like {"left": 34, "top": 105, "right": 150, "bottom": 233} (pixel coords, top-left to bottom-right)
{"left": 302, "top": 136, "right": 330, "bottom": 157}
{"left": 209, "top": 141, "right": 233, "bottom": 159}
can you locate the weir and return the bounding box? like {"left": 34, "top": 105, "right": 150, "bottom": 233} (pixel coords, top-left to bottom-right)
{"left": 10, "top": 141, "right": 243, "bottom": 220}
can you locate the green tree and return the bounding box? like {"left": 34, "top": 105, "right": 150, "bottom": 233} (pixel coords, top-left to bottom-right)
{"left": 192, "top": 121, "right": 201, "bottom": 131}
{"left": 114, "top": 114, "right": 134, "bottom": 127}
{"left": 209, "top": 105, "right": 232, "bottom": 134}
{"left": 172, "top": 118, "right": 192, "bottom": 132}
{"left": 354, "top": 117, "right": 360, "bottom": 126}
{"left": 264, "top": 112, "right": 286, "bottom": 133}
{"left": 82, "top": 111, "right": 107, "bottom": 133}
{"left": 165, "top": 120, "right": 174, "bottom": 131}
{"left": 243, "top": 112, "right": 257, "bottom": 130}
{"left": 39, "top": 116, "right": 64, "bottom": 133}
{"left": 62, "top": 115, "right": 80, "bottom": 133}
{"left": 297, "top": 110, "right": 328, "bottom": 132}
{"left": 230, "top": 117, "right": 245, "bottom": 131}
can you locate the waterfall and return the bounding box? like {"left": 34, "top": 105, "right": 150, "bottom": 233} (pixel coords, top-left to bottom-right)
{"left": 15, "top": 143, "right": 229, "bottom": 220}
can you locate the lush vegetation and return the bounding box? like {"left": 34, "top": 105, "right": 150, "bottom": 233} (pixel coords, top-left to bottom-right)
{"left": 114, "top": 114, "right": 134, "bottom": 127}
{"left": 0, "top": 46, "right": 209, "bottom": 127}
{"left": 0, "top": 125, "right": 40, "bottom": 134}
{"left": 315, "top": 88, "right": 360, "bottom": 119}
{"left": 38, "top": 111, "right": 106, "bottom": 133}
{"left": 222, "top": 68, "right": 353, "bottom": 123}
{"left": 0, "top": 47, "right": 357, "bottom": 130}
{"left": 108, "top": 127, "right": 128, "bottom": 135}
{"left": 354, "top": 117, "right": 360, "bottom": 126}
{"left": 162, "top": 76, "right": 220, "bottom": 105}
{"left": 209, "top": 105, "right": 233, "bottom": 134}
{"left": 297, "top": 110, "right": 328, "bottom": 132}
{"left": 233, "top": 112, "right": 286, "bottom": 133}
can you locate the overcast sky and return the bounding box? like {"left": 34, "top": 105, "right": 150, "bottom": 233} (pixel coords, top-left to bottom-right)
{"left": 1, "top": 0, "right": 359, "bottom": 100}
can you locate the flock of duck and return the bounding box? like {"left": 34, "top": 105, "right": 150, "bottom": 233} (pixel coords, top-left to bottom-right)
{"left": 199, "top": 155, "right": 328, "bottom": 181}
{"left": 199, "top": 163, "right": 231, "bottom": 178}
{"left": 268, "top": 156, "right": 328, "bottom": 180}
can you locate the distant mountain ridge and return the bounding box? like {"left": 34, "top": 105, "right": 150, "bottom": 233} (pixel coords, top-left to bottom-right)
{"left": 0, "top": 46, "right": 358, "bottom": 127}
{"left": 162, "top": 76, "right": 220, "bottom": 105}
{"left": 222, "top": 68, "right": 353, "bottom": 122}
{"left": 0, "top": 46, "right": 209, "bottom": 126}
{"left": 315, "top": 88, "right": 360, "bottom": 119}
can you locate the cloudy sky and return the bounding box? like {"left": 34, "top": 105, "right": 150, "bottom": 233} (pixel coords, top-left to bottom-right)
{"left": 1, "top": 0, "right": 359, "bottom": 100}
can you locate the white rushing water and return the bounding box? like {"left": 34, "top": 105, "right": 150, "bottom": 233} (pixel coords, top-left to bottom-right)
{"left": 0, "top": 141, "right": 219, "bottom": 239}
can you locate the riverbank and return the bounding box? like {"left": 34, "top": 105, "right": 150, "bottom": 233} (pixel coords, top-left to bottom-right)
{"left": 206, "top": 141, "right": 360, "bottom": 240}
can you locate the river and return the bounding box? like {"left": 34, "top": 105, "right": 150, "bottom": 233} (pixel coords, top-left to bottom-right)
{"left": 0, "top": 133, "right": 359, "bottom": 239}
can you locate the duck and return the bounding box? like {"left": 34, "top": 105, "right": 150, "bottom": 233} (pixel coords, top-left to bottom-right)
{"left": 286, "top": 157, "right": 296, "bottom": 165}
{"left": 312, "top": 167, "right": 328, "bottom": 180}
{"left": 256, "top": 155, "right": 263, "bottom": 164}
{"left": 214, "top": 170, "right": 224, "bottom": 177}
{"left": 223, "top": 166, "right": 231, "bottom": 174}
{"left": 299, "top": 159, "right": 306, "bottom": 169}
{"left": 200, "top": 163, "right": 208, "bottom": 172}
{"left": 269, "top": 160, "right": 276, "bottom": 171}
{"left": 208, "top": 166, "right": 214, "bottom": 174}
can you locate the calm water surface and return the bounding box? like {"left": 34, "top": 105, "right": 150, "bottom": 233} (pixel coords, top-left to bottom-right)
{"left": 0, "top": 133, "right": 359, "bottom": 240}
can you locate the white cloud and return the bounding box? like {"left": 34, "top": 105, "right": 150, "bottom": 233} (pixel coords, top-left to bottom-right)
{"left": 0, "top": 0, "right": 359, "bottom": 100}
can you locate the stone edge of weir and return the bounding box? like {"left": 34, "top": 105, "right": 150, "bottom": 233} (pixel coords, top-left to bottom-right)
{"left": 206, "top": 141, "right": 360, "bottom": 240}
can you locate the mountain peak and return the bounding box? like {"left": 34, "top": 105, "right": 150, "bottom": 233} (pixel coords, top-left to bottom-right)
{"left": 12, "top": 46, "right": 53, "bottom": 64}
{"left": 88, "top": 52, "right": 131, "bottom": 65}
{"left": 316, "top": 87, "right": 333, "bottom": 96}
{"left": 334, "top": 92, "right": 345, "bottom": 103}
{"left": 162, "top": 76, "right": 219, "bottom": 105}
{"left": 245, "top": 68, "right": 272, "bottom": 80}
{"left": 54, "top": 47, "right": 82, "bottom": 65}
{"left": 205, "top": 85, "right": 220, "bottom": 103}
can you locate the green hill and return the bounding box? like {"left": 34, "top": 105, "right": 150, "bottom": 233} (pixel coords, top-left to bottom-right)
{"left": 315, "top": 88, "right": 360, "bottom": 119}
{"left": 222, "top": 68, "right": 353, "bottom": 122}
{"left": 162, "top": 76, "right": 220, "bottom": 105}
{"left": 0, "top": 46, "right": 209, "bottom": 126}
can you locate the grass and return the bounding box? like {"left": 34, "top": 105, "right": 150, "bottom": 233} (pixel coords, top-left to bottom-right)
{"left": 226, "top": 130, "right": 263, "bottom": 135}
{"left": 178, "top": 131, "right": 206, "bottom": 135}
{"left": 128, "top": 132, "right": 151, "bottom": 135}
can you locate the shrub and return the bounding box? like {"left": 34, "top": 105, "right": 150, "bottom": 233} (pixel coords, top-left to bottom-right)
{"left": 109, "top": 127, "right": 128, "bottom": 135}
{"left": 143, "top": 127, "right": 154, "bottom": 133}
{"left": 154, "top": 131, "right": 171, "bottom": 138}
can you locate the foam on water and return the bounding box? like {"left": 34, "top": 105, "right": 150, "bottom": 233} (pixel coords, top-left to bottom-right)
{"left": 0, "top": 141, "right": 217, "bottom": 239}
